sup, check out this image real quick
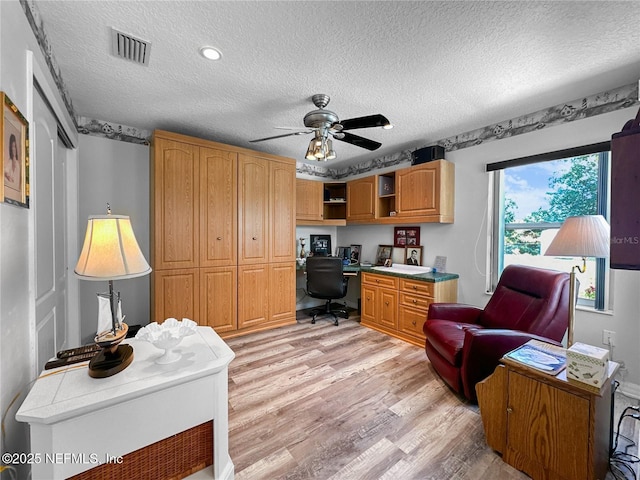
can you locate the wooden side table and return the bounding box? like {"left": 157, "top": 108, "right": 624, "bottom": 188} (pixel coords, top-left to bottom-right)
{"left": 476, "top": 355, "right": 618, "bottom": 480}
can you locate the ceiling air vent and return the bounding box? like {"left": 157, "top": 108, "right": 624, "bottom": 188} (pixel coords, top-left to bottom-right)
{"left": 111, "top": 28, "right": 151, "bottom": 66}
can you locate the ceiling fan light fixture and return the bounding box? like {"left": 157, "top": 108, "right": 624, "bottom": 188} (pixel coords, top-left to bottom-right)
{"left": 305, "top": 139, "right": 316, "bottom": 160}
{"left": 199, "top": 46, "right": 222, "bottom": 61}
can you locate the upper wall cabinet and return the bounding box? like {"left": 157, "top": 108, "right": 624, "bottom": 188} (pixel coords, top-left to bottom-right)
{"left": 296, "top": 179, "right": 347, "bottom": 226}
{"left": 395, "top": 160, "right": 454, "bottom": 222}
{"left": 346, "top": 160, "right": 455, "bottom": 225}
{"left": 346, "top": 176, "right": 377, "bottom": 221}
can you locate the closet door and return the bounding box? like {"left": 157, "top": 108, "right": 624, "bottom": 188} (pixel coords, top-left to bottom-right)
{"left": 238, "top": 154, "right": 269, "bottom": 265}
{"left": 270, "top": 159, "right": 296, "bottom": 263}
{"left": 152, "top": 138, "right": 199, "bottom": 270}
{"left": 200, "top": 147, "right": 237, "bottom": 267}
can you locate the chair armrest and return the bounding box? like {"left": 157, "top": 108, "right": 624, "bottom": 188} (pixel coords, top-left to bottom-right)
{"left": 460, "top": 329, "right": 562, "bottom": 401}
{"left": 427, "top": 303, "right": 483, "bottom": 324}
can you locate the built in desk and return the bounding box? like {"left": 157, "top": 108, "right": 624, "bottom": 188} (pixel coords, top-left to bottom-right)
{"left": 16, "top": 326, "right": 235, "bottom": 480}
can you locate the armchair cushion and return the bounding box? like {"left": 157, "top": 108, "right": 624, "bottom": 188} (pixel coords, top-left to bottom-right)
{"left": 423, "top": 264, "right": 570, "bottom": 402}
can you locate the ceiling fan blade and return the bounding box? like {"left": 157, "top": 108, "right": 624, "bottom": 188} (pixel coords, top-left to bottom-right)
{"left": 334, "top": 132, "right": 382, "bottom": 151}
{"left": 338, "top": 114, "right": 391, "bottom": 130}
{"left": 249, "top": 131, "right": 311, "bottom": 143}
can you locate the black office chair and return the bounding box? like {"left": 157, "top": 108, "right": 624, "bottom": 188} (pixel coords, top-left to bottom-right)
{"left": 305, "top": 256, "right": 349, "bottom": 326}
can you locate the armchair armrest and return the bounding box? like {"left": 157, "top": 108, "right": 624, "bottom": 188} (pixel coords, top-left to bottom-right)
{"left": 427, "top": 303, "right": 484, "bottom": 324}
{"left": 460, "top": 329, "right": 562, "bottom": 401}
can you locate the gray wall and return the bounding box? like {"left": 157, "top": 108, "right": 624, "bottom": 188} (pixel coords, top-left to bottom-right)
{"left": 77, "top": 134, "right": 150, "bottom": 343}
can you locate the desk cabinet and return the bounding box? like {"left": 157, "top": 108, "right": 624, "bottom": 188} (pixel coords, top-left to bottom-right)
{"left": 361, "top": 273, "right": 399, "bottom": 329}
{"left": 361, "top": 272, "right": 457, "bottom": 347}
{"left": 476, "top": 360, "right": 618, "bottom": 480}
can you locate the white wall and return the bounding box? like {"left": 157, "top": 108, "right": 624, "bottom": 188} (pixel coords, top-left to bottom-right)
{"left": 0, "top": 1, "right": 77, "bottom": 475}
{"left": 76, "top": 135, "right": 150, "bottom": 342}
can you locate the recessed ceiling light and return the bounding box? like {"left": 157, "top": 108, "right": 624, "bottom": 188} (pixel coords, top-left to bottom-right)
{"left": 200, "top": 46, "right": 222, "bottom": 61}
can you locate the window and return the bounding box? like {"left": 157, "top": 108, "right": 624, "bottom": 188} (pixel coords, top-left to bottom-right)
{"left": 488, "top": 142, "right": 610, "bottom": 310}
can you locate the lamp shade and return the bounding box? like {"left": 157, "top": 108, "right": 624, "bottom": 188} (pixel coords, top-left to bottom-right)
{"left": 544, "top": 215, "right": 610, "bottom": 258}
{"left": 75, "top": 215, "right": 151, "bottom": 280}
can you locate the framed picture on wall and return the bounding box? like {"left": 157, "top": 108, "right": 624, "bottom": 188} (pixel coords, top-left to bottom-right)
{"left": 394, "top": 226, "right": 420, "bottom": 247}
{"left": 406, "top": 246, "right": 423, "bottom": 266}
{"left": 2, "top": 92, "right": 29, "bottom": 208}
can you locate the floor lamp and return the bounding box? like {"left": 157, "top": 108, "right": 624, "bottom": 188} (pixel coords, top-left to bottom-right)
{"left": 544, "top": 215, "right": 610, "bottom": 346}
{"left": 74, "top": 205, "right": 152, "bottom": 377}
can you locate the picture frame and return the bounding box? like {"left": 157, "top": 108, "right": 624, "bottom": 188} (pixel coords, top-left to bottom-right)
{"left": 349, "top": 244, "right": 362, "bottom": 264}
{"left": 391, "top": 246, "right": 406, "bottom": 265}
{"left": 375, "top": 245, "right": 393, "bottom": 265}
{"left": 336, "top": 246, "right": 351, "bottom": 261}
{"left": 394, "top": 226, "right": 420, "bottom": 247}
{"left": 310, "top": 234, "right": 331, "bottom": 256}
{"left": 406, "top": 246, "right": 423, "bottom": 266}
{"left": 2, "top": 93, "right": 29, "bottom": 208}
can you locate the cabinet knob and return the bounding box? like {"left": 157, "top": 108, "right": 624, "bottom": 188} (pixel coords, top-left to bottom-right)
{"left": 216, "top": 236, "right": 222, "bottom": 240}
{"left": 506, "top": 407, "right": 513, "bottom": 413}
{"left": 413, "top": 285, "right": 418, "bottom": 290}
{"left": 412, "top": 299, "right": 418, "bottom": 304}
{"left": 385, "top": 301, "right": 389, "bottom": 306}
{"left": 412, "top": 320, "right": 416, "bottom": 326}
{"left": 252, "top": 237, "right": 257, "bottom": 240}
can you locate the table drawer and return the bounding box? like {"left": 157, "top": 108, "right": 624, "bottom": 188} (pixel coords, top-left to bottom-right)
{"left": 362, "top": 272, "right": 399, "bottom": 289}
{"left": 399, "top": 292, "right": 432, "bottom": 310}
{"left": 399, "top": 306, "right": 428, "bottom": 339}
{"left": 400, "top": 278, "right": 434, "bottom": 296}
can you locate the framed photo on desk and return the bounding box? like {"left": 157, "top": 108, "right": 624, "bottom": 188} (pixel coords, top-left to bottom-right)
{"left": 349, "top": 244, "right": 361, "bottom": 264}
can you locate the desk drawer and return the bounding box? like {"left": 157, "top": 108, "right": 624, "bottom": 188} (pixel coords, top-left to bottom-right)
{"left": 399, "top": 305, "right": 428, "bottom": 339}
{"left": 362, "top": 272, "right": 399, "bottom": 289}
{"left": 400, "top": 278, "right": 434, "bottom": 296}
{"left": 399, "top": 292, "right": 432, "bottom": 310}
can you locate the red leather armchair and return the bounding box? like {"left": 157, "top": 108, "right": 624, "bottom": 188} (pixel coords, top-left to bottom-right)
{"left": 423, "top": 264, "right": 571, "bottom": 401}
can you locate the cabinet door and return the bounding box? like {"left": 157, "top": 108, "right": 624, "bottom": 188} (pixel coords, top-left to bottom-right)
{"left": 238, "top": 155, "right": 269, "bottom": 264}
{"left": 153, "top": 138, "right": 199, "bottom": 270}
{"left": 270, "top": 160, "right": 296, "bottom": 263}
{"left": 269, "top": 262, "right": 296, "bottom": 323}
{"left": 200, "top": 267, "right": 237, "bottom": 333}
{"left": 361, "top": 284, "right": 377, "bottom": 323}
{"left": 396, "top": 163, "right": 439, "bottom": 217}
{"left": 296, "top": 178, "right": 324, "bottom": 221}
{"left": 152, "top": 269, "right": 200, "bottom": 324}
{"left": 238, "top": 264, "right": 270, "bottom": 328}
{"left": 505, "top": 371, "right": 590, "bottom": 480}
{"left": 346, "top": 176, "right": 377, "bottom": 220}
{"left": 200, "top": 147, "right": 237, "bottom": 267}
{"left": 378, "top": 288, "right": 398, "bottom": 329}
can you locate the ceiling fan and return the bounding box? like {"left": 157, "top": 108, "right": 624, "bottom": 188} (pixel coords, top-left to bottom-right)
{"left": 250, "top": 94, "right": 392, "bottom": 161}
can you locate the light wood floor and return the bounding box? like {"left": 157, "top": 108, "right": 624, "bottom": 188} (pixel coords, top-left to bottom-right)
{"left": 224, "top": 314, "right": 531, "bottom": 480}
{"left": 185, "top": 312, "right": 637, "bottom": 479}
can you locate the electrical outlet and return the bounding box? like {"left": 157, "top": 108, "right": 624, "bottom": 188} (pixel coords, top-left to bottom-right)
{"left": 602, "top": 329, "right": 615, "bottom": 346}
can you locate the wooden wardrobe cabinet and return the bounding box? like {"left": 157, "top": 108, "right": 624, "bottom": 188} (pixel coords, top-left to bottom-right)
{"left": 151, "top": 130, "right": 296, "bottom": 337}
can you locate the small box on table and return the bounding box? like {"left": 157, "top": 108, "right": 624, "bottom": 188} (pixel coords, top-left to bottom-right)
{"left": 566, "top": 342, "right": 609, "bottom": 389}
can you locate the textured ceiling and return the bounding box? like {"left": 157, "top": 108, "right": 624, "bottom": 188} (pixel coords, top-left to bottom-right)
{"left": 34, "top": 1, "right": 640, "bottom": 169}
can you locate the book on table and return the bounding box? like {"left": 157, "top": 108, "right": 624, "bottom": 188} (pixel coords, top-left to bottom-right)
{"left": 503, "top": 339, "right": 566, "bottom": 375}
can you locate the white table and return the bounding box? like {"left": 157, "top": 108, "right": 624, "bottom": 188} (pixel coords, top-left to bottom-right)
{"left": 16, "top": 326, "right": 235, "bottom": 480}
